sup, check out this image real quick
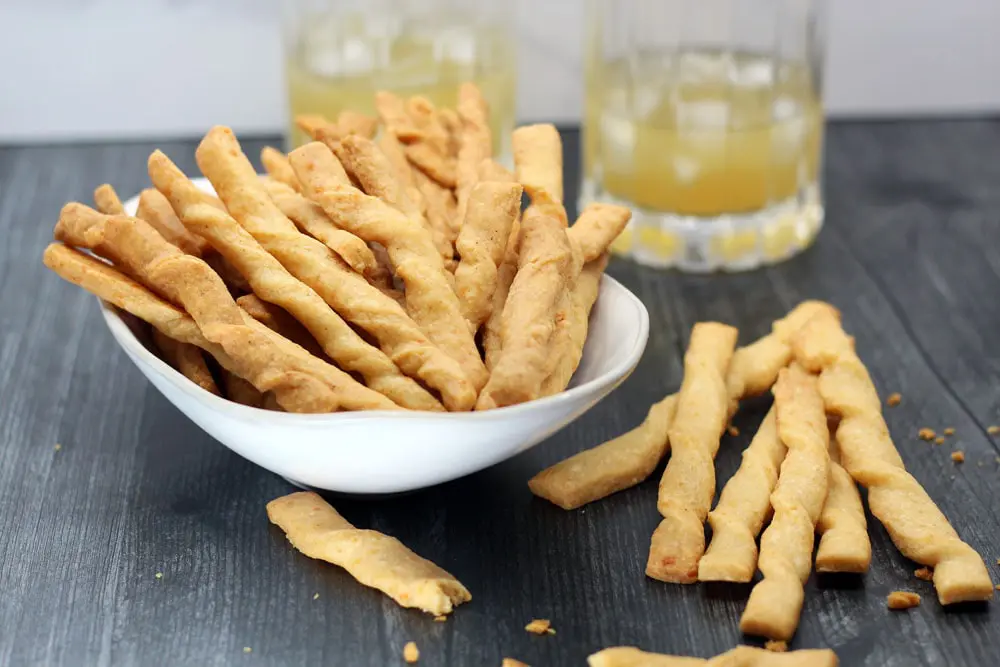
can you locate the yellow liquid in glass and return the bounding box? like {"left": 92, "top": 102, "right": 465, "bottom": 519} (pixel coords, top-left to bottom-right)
{"left": 584, "top": 52, "right": 822, "bottom": 217}
{"left": 285, "top": 16, "right": 516, "bottom": 150}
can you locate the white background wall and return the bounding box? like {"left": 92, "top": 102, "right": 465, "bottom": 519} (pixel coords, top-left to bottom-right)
{"left": 1, "top": 0, "right": 999, "bottom": 142}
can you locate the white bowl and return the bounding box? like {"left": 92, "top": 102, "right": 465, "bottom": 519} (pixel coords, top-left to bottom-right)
{"left": 99, "top": 181, "right": 649, "bottom": 494}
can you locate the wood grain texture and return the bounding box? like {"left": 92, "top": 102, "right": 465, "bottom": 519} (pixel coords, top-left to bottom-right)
{"left": 1, "top": 124, "right": 999, "bottom": 666}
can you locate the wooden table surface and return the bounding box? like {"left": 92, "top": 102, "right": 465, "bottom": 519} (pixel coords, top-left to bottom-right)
{"left": 1, "top": 122, "right": 998, "bottom": 666}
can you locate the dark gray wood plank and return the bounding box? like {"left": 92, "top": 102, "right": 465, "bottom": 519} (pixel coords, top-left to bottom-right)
{"left": 1, "top": 123, "right": 998, "bottom": 667}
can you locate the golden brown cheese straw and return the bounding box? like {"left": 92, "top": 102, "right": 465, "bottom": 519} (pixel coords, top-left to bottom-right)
{"left": 476, "top": 207, "right": 574, "bottom": 409}
{"left": 741, "top": 364, "right": 830, "bottom": 641}
{"left": 396, "top": 97, "right": 457, "bottom": 188}
{"left": 261, "top": 147, "right": 301, "bottom": 192}
{"left": 647, "top": 322, "right": 737, "bottom": 583}
{"left": 482, "top": 260, "right": 516, "bottom": 371}
{"left": 237, "top": 294, "right": 326, "bottom": 359}
{"left": 335, "top": 134, "right": 453, "bottom": 262}
{"left": 50, "top": 215, "right": 361, "bottom": 413}
{"left": 529, "top": 395, "right": 678, "bottom": 509}
{"left": 512, "top": 124, "right": 564, "bottom": 209}
{"left": 698, "top": 408, "right": 785, "bottom": 582}
{"left": 151, "top": 328, "right": 221, "bottom": 395}
{"left": 540, "top": 254, "right": 610, "bottom": 396}
{"left": 413, "top": 167, "right": 460, "bottom": 263}
{"left": 726, "top": 301, "right": 840, "bottom": 409}
{"left": 455, "top": 83, "right": 492, "bottom": 224}
{"left": 290, "top": 142, "right": 487, "bottom": 393}
{"left": 568, "top": 204, "right": 632, "bottom": 263}
{"left": 295, "top": 114, "right": 334, "bottom": 142}
{"left": 793, "top": 309, "right": 994, "bottom": 604}
{"left": 267, "top": 492, "right": 471, "bottom": 616}
{"left": 136, "top": 188, "right": 210, "bottom": 257}
{"left": 588, "top": 646, "right": 838, "bottom": 667}
{"left": 378, "top": 130, "right": 419, "bottom": 191}
{"left": 107, "top": 216, "right": 401, "bottom": 412}
{"left": 222, "top": 370, "right": 265, "bottom": 408}
{"left": 261, "top": 178, "right": 378, "bottom": 276}
{"left": 528, "top": 302, "right": 839, "bottom": 513}
{"left": 453, "top": 181, "right": 522, "bottom": 331}
{"left": 815, "top": 435, "right": 871, "bottom": 573}
{"left": 174, "top": 131, "right": 474, "bottom": 411}
{"left": 93, "top": 184, "right": 125, "bottom": 215}
{"left": 160, "top": 170, "right": 440, "bottom": 411}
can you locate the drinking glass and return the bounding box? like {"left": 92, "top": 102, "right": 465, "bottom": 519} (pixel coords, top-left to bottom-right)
{"left": 281, "top": 0, "right": 516, "bottom": 156}
{"left": 582, "top": 0, "right": 826, "bottom": 272}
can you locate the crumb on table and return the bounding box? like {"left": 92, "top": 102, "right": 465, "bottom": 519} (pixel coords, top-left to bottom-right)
{"left": 914, "top": 567, "right": 933, "bottom": 581}
{"left": 403, "top": 641, "right": 419, "bottom": 663}
{"left": 951, "top": 451, "right": 965, "bottom": 463}
{"left": 525, "top": 619, "right": 554, "bottom": 635}
{"left": 242, "top": 647, "right": 252, "bottom": 654}
{"left": 886, "top": 393, "right": 902, "bottom": 407}
{"left": 765, "top": 640, "right": 788, "bottom": 653}
{"left": 987, "top": 425, "right": 1000, "bottom": 436}
{"left": 934, "top": 436, "right": 945, "bottom": 445}
{"left": 502, "top": 659, "right": 530, "bottom": 667}
{"left": 918, "top": 428, "right": 936, "bottom": 441}
{"left": 728, "top": 425, "right": 740, "bottom": 437}
{"left": 887, "top": 591, "right": 921, "bottom": 610}
{"left": 943, "top": 427, "right": 955, "bottom": 436}
{"left": 433, "top": 615, "right": 447, "bottom": 622}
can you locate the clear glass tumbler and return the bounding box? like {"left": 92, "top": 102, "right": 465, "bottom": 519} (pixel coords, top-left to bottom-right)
{"left": 281, "top": 0, "right": 516, "bottom": 155}
{"left": 582, "top": 0, "right": 826, "bottom": 272}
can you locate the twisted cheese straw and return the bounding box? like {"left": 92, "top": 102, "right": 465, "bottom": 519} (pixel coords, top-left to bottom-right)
{"left": 648, "top": 322, "right": 738, "bottom": 583}
{"left": 794, "top": 310, "right": 994, "bottom": 604}
{"left": 177, "top": 130, "right": 476, "bottom": 411}
{"left": 588, "top": 646, "right": 838, "bottom": 667}
{"left": 290, "top": 142, "right": 488, "bottom": 392}
{"left": 740, "top": 364, "right": 830, "bottom": 640}
{"left": 698, "top": 407, "right": 785, "bottom": 582}
{"left": 455, "top": 82, "right": 492, "bottom": 226}
{"left": 530, "top": 301, "right": 838, "bottom": 512}
{"left": 260, "top": 147, "right": 301, "bottom": 192}
{"left": 815, "top": 435, "right": 871, "bottom": 573}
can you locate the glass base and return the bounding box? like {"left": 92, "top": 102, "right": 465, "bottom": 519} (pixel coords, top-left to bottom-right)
{"left": 580, "top": 182, "right": 824, "bottom": 273}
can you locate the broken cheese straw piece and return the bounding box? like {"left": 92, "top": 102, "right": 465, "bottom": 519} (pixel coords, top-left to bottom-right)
{"left": 793, "top": 309, "right": 994, "bottom": 604}
{"left": 93, "top": 184, "right": 126, "bottom": 215}
{"left": 334, "top": 134, "right": 453, "bottom": 263}
{"left": 539, "top": 253, "right": 610, "bottom": 396}
{"left": 741, "top": 364, "right": 830, "bottom": 642}
{"left": 530, "top": 301, "right": 837, "bottom": 512}
{"left": 455, "top": 82, "right": 492, "bottom": 226}
{"left": 453, "top": 181, "right": 522, "bottom": 332}
{"left": 698, "top": 407, "right": 785, "bottom": 582}
{"left": 588, "top": 646, "right": 838, "bottom": 667}
{"left": 567, "top": 204, "right": 632, "bottom": 264}
{"left": 815, "top": 434, "right": 871, "bottom": 573}
{"left": 290, "top": 142, "right": 488, "bottom": 393}
{"left": 261, "top": 147, "right": 301, "bottom": 192}
{"left": 439, "top": 107, "right": 461, "bottom": 157}
{"left": 476, "top": 206, "right": 574, "bottom": 409}
{"left": 267, "top": 491, "right": 470, "bottom": 616}
{"left": 374, "top": 91, "right": 422, "bottom": 141}
{"left": 136, "top": 188, "right": 210, "bottom": 257}
{"left": 648, "top": 322, "right": 738, "bottom": 583}
{"left": 261, "top": 178, "right": 378, "bottom": 276}
{"left": 178, "top": 131, "right": 476, "bottom": 412}
{"left": 529, "top": 395, "right": 678, "bottom": 510}
{"left": 161, "top": 172, "right": 439, "bottom": 411}
{"left": 151, "top": 328, "right": 221, "bottom": 395}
